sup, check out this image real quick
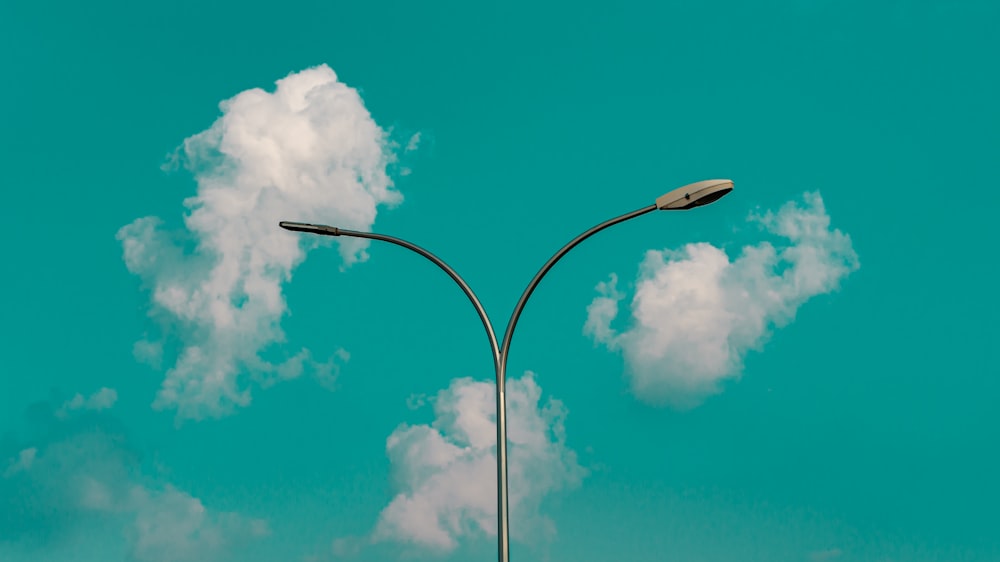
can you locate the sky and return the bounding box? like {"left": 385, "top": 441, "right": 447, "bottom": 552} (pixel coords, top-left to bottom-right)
{"left": 1, "top": 1, "right": 998, "bottom": 561}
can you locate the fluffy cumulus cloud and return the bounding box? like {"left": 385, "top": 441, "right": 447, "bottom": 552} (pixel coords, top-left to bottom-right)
{"left": 0, "top": 396, "right": 268, "bottom": 560}
{"left": 118, "top": 64, "right": 402, "bottom": 420}
{"left": 585, "top": 192, "right": 858, "bottom": 408}
{"left": 368, "top": 373, "right": 585, "bottom": 552}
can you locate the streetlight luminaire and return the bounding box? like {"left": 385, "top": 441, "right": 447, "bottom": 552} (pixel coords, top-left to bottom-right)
{"left": 655, "top": 179, "right": 734, "bottom": 210}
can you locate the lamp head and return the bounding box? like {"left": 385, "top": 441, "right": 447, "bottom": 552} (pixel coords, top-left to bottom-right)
{"left": 655, "top": 179, "right": 734, "bottom": 210}
{"left": 279, "top": 221, "right": 341, "bottom": 236}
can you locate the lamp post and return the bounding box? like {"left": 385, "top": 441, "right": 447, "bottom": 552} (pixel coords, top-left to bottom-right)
{"left": 280, "top": 178, "right": 733, "bottom": 562}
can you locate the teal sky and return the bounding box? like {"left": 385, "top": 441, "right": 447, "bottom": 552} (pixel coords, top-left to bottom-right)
{"left": 2, "top": 1, "right": 997, "bottom": 561}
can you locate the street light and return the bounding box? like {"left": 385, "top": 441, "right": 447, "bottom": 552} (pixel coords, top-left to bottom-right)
{"left": 279, "top": 178, "right": 733, "bottom": 562}
{"left": 655, "top": 179, "right": 734, "bottom": 210}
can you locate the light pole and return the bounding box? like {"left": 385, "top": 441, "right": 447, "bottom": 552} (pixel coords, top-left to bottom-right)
{"left": 280, "top": 178, "right": 733, "bottom": 562}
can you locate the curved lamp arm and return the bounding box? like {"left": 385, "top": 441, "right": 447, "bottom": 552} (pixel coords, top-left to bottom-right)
{"left": 497, "top": 204, "right": 657, "bottom": 377}
{"left": 278, "top": 222, "right": 502, "bottom": 376}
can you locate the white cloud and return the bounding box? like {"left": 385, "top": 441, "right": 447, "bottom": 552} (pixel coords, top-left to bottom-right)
{"left": 405, "top": 132, "right": 421, "bottom": 152}
{"left": 370, "top": 373, "right": 585, "bottom": 552}
{"left": 56, "top": 387, "right": 118, "bottom": 418}
{"left": 133, "top": 338, "right": 163, "bottom": 369}
{"left": 1, "top": 421, "right": 266, "bottom": 560}
{"left": 810, "top": 547, "right": 844, "bottom": 561}
{"left": 585, "top": 192, "right": 858, "bottom": 409}
{"left": 127, "top": 485, "right": 269, "bottom": 562}
{"left": 118, "top": 64, "right": 400, "bottom": 420}
{"left": 2, "top": 448, "right": 37, "bottom": 478}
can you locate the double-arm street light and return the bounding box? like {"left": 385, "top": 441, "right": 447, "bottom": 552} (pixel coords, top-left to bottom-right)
{"left": 279, "top": 178, "right": 734, "bottom": 562}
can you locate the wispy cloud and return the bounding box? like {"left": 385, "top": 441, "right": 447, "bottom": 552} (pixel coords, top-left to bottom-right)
{"left": 126, "top": 485, "right": 269, "bottom": 562}
{"left": 55, "top": 387, "right": 118, "bottom": 418}
{"left": 356, "top": 373, "right": 584, "bottom": 553}
{"left": 2, "top": 448, "right": 36, "bottom": 478}
{"left": 810, "top": 547, "right": 844, "bottom": 561}
{"left": 118, "top": 64, "right": 401, "bottom": 420}
{"left": 585, "top": 192, "right": 858, "bottom": 408}
{"left": 0, "top": 395, "right": 268, "bottom": 560}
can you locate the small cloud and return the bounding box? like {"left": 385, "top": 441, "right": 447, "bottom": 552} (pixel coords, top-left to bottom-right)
{"left": 253, "top": 347, "right": 348, "bottom": 391}
{"left": 3, "top": 447, "right": 37, "bottom": 478}
{"left": 405, "top": 132, "right": 421, "bottom": 152}
{"left": 55, "top": 388, "right": 118, "bottom": 418}
{"left": 583, "top": 273, "right": 623, "bottom": 344}
{"left": 133, "top": 338, "right": 164, "bottom": 369}
{"left": 405, "top": 393, "right": 428, "bottom": 410}
{"left": 331, "top": 536, "right": 365, "bottom": 557}
{"left": 810, "top": 547, "right": 843, "bottom": 561}
{"left": 315, "top": 348, "right": 351, "bottom": 390}
{"left": 585, "top": 192, "right": 858, "bottom": 409}
{"left": 249, "top": 518, "right": 271, "bottom": 537}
